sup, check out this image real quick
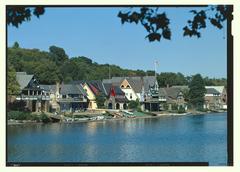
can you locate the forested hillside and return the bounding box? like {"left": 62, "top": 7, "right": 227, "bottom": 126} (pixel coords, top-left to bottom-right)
{"left": 7, "top": 42, "right": 227, "bottom": 87}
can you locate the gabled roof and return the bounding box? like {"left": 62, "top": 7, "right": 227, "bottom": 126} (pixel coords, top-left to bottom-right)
{"left": 103, "top": 76, "right": 156, "bottom": 93}
{"left": 163, "top": 87, "right": 183, "bottom": 99}
{"left": 171, "top": 85, "right": 189, "bottom": 91}
{"left": 87, "top": 80, "right": 106, "bottom": 94}
{"left": 103, "top": 83, "right": 124, "bottom": 96}
{"left": 16, "top": 72, "right": 34, "bottom": 90}
{"left": 115, "top": 97, "right": 128, "bottom": 103}
{"left": 86, "top": 83, "right": 100, "bottom": 96}
{"left": 158, "top": 88, "right": 167, "bottom": 97}
{"left": 205, "top": 86, "right": 225, "bottom": 94}
{"left": 60, "top": 84, "right": 86, "bottom": 96}
{"left": 102, "top": 78, "right": 123, "bottom": 86}
{"left": 40, "top": 85, "right": 56, "bottom": 93}
{"left": 102, "top": 83, "right": 112, "bottom": 95}
{"left": 72, "top": 80, "right": 106, "bottom": 94}
{"left": 126, "top": 78, "right": 142, "bottom": 93}
{"left": 71, "top": 80, "right": 86, "bottom": 85}
{"left": 143, "top": 76, "right": 156, "bottom": 92}
{"left": 206, "top": 88, "right": 220, "bottom": 95}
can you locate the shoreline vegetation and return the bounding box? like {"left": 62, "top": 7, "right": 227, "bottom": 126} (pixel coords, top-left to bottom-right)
{"left": 7, "top": 109, "right": 227, "bottom": 125}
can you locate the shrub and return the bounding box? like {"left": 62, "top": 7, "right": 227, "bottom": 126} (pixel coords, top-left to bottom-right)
{"left": 40, "top": 113, "right": 51, "bottom": 123}
{"left": 8, "top": 101, "right": 27, "bottom": 111}
{"left": 163, "top": 103, "right": 169, "bottom": 110}
{"left": 7, "top": 111, "right": 31, "bottom": 120}
{"left": 128, "top": 99, "right": 140, "bottom": 110}
{"left": 171, "top": 103, "right": 178, "bottom": 111}
{"left": 178, "top": 106, "right": 186, "bottom": 114}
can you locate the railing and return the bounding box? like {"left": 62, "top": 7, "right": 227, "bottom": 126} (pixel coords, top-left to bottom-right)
{"left": 143, "top": 96, "right": 167, "bottom": 102}
{"left": 16, "top": 95, "right": 50, "bottom": 101}
{"left": 57, "top": 97, "right": 87, "bottom": 102}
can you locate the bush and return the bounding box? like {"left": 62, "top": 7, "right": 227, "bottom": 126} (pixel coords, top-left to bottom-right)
{"left": 178, "top": 106, "right": 186, "bottom": 114}
{"left": 40, "top": 113, "right": 51, "bottom": 123}
{"left": 7, "top": 111, "right": 31, "bottom": 120}
{"left": 163, "top": 103, "right": 169, "bottom": 110}
{"left": 96, "top": 93, "right": 106, "bottom": 108}
{"left": 128, "top": 99, "right": 140, "bottom": 110}
{"left": 7, "top": 101, "right": 27, "bottom": 111}
{"left": 171, "top": 103, "right": 178, "bottom": 111}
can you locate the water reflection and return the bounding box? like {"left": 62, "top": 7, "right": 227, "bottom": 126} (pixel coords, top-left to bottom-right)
{"left": 7, "top": 113, "right": 227, "bottom": 165}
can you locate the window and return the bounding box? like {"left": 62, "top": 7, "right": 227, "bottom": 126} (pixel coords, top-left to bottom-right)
{"left": 63, "top": 95, "right": 66, "bottom": 98}
{"left": 130, "top": 93, "right": 132, "bottom": 99}
{"left": 126, "top": 85, "right": 130, "bottom": 88}
{"left": 121, "top": 85, "right": 124, "bottom": 88}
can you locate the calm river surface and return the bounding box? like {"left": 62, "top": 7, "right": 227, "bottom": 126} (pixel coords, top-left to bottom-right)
{"left": 7, "top": 112, "right": 227, "bottom": 165}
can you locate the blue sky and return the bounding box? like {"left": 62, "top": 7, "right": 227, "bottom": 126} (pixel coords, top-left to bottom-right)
{"left": 7, "top": 7, "right": 227, "bottom": 78}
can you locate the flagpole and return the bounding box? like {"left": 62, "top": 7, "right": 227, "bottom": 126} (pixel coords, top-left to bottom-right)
{"left": 154, "top": 60, "right": 157, "bottom": 79}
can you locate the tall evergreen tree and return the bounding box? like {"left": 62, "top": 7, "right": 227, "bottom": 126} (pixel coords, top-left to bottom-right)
{"left": 188, "top": 74, "right": 206, "bottom": 109}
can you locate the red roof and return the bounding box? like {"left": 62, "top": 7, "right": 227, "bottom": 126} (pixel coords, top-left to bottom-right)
{"left": 88, "top": 83, "right": 100, "bottom": 96}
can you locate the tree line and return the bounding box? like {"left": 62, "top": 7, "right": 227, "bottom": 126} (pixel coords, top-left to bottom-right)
{"left": 7, "top": 42, "right": 227, "bottom": 95}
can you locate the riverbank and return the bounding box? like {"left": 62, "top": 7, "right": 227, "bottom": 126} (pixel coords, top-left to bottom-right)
{"left": 7, "top": 110, "right": 227, "bottom": 125}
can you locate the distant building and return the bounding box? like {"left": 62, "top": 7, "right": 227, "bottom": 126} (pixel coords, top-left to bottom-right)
{"left": 161, "top": 87, "right": 187, "bottom": 110}
{"left": 57, "top": 84, "right": 88, "bottom": 112}
{"left": 39, "top": 84, "right": 60, "bottom": 112}
{"left": 15, "top": 72, "right": 50, "bottom": 112}
{"left": 103, "top": 83, "right": 128, "bottom": 110}
{"left": 205, "top": 86, "right": 227, "bottom": 109}
{"left": 103, "top": 76, "right": 156, "bottom": 102}
{"left": 72, "top": 80, "right": 106, "bottom": 109}
{"left": 204, "top": 87, "right": 222, "bottom": 110}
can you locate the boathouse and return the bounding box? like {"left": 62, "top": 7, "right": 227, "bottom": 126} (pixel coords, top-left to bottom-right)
{"left": 57, "top": 84, "right": 88, "bottom": 112}
{"left": 15, "top": 72, "right": 50, "bottom": 112}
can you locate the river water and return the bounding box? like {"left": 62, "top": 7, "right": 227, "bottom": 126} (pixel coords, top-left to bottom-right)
{"left": 7, "top": 112, "right": 227, "bottom": 165}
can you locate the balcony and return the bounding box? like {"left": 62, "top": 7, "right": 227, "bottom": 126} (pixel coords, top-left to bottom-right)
{"left": 57, "top": 97, "right": 87, "bottom": 103}
{"left": 159, "top": 98, "right": 167, "bottom": 102}
{"left": 16, "top": 95, "right": 50, "bottom": 101}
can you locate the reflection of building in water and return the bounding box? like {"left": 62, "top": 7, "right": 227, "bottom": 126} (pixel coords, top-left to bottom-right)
{"left": 124, "top": 119, "right": 146, "bottom": 135}
{"left": 84, "top": 144, "right": 97, "bottom": 160}
{"left": 86, "top": 122, "right": 98, "bottom": 135}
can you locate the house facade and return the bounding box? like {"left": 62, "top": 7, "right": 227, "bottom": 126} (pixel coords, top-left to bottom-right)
{"left": 163, "top": 87, "right": 187, "bottom": 110}
{"left": 82, "top": 83, "right": 98, "bottom": 109}
{"left": 15, "top": 72, "right": 50, "bottom": 112}
{"left": 103, "top": 76, "right": 156, "bottom": 102}
{"left": 119, "top": 78, "right": 139, "bottom": 101}
{"left": 205, "top": 86, "right": 227, "bottom": 109}
{"left": 57, "top": 84, "right": 88, "bottom": 112}
{"left": 40, "top": 84, "right": 60, "bottom": 112}
{"left": 103, "top": 83, "right": 128, "bottom": 110}
{"left": 204, "top": 88, "right": 222, "bottom": 110}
